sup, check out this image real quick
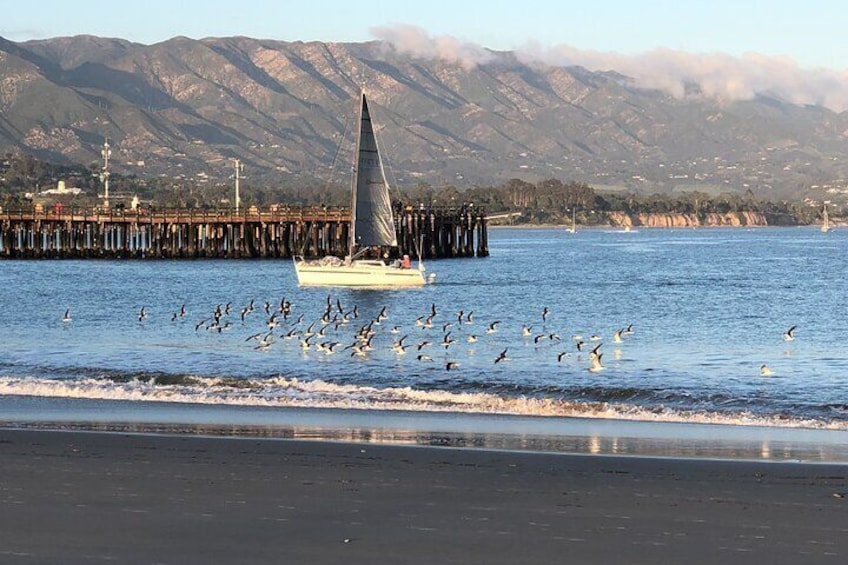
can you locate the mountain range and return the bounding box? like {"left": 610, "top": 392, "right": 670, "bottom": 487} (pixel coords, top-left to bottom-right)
{"left": 1, "top": 34, "right": 847, "bottom": 200}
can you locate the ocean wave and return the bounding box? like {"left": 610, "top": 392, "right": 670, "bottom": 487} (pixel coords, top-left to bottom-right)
{"left": 0, "top": 374, "right": 845, "bottom": 431}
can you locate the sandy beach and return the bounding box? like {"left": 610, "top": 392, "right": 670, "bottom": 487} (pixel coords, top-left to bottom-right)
{"left": 1, "top": 428, "right": 846, "bottom": 564}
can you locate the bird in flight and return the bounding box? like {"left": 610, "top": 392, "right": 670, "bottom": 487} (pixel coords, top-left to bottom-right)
{"left": 783, "top": 325, "right": 797, "bottom": 342}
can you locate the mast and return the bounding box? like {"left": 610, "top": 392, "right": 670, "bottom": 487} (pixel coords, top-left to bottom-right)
{"left": 349, "top": 91, "right": 365, "bottom": 258}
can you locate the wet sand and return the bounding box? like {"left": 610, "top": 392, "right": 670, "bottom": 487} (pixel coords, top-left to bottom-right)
{"left": 1, "top": 429, "right": 846, "bottom": 564}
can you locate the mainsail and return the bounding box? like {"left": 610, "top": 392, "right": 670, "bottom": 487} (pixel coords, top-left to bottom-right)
{"left": 351, "top": 94, "right": 398, "bottom": 250}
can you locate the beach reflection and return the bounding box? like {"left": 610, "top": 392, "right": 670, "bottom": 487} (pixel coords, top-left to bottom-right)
{"left": 3, "top": 396, "right": 846, "bottom": 463}
{"left": 7, "top": 420, "right": 846, "bottom": 463}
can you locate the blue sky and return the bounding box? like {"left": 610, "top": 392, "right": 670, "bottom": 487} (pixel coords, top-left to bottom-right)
{"left": 2, "top": 0, "right": 846, "bottom": 70}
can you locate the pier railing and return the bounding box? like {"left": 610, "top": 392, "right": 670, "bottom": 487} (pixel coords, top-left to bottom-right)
{"left": 0, "top": 205, "right": 488, "bottom": 259}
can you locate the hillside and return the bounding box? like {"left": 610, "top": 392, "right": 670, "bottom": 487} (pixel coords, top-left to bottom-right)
{"left": 1, "top": 35, "right": 848, "bottom": 200}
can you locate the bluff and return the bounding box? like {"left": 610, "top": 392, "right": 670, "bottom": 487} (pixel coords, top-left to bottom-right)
{"left": 607, "top": 211, "right": 770, "bottom": 227}
{"left": 1, "top": 35, "right": 847, "bottom": 199}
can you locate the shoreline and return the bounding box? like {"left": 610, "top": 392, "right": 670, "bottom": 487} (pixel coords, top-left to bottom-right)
{"left": 1, "top": 428, "right": 846, "bottom": 564}
{"left": 2, "top": 396, "right": 846, "bottom": 464}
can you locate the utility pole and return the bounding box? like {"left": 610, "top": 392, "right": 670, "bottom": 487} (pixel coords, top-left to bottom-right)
{"left": 100, "top": 139, "right": 111, "bottom": 209}
{"left": 233, "top": 159, "right": 244, "bottom": 213}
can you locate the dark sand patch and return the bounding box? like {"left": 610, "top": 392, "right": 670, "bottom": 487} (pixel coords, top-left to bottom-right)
{"left": 0, "top": 429, "right": 846, "bottom": 564}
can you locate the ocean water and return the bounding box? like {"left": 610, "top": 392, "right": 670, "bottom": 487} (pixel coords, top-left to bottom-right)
{"left": 1, "top": 227, "right": 847, "bottom": 451}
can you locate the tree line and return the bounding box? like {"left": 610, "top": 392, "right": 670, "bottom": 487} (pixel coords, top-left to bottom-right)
{"left": 0, "top": 153, "right": 831, "bottom": 225}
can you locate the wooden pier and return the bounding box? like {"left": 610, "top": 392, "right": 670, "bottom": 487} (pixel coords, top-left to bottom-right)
{"left": 0, "top": 205, "right": 488, "bottom": 260}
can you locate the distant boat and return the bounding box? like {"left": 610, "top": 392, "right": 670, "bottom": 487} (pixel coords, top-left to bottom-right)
{"left": 821, "top": 202, "right": 832, "bottom": 233}
{"left": 293, "top": 92, "right": 429, "bottom": 287}
{"left": 567, "top": 208, "right": 577, "bottom": 233}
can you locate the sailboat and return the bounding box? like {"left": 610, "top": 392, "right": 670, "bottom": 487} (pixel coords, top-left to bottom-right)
{"left": 821, "top": 202, "right": 832, "bottom": 233}
{"left": 293, "top": 92, "right": 429, "bottom": 287}
{"left": 567, "top": 208, "right": 577, "bottom": 233}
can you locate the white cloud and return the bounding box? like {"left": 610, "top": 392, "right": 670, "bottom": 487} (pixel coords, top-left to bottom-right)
{"left": 370, "top": 24, "right": 493, "bottom": 70}
{"left": 372, "top": 25, "right": 848, "bottom": 112}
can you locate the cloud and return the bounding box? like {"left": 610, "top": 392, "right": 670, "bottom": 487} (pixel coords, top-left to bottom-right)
{"left": 370, "top": 24, "right": 493, "bottom": 70}
{"left": 371, "top": 25, "right": 848, "bottom": 112}
{"left": 521, "top": 43, "right": 848, "bottom": 111}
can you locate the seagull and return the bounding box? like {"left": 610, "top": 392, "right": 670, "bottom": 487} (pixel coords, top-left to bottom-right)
{"left": 486, "top": 321, "right": 501, "bottom": 334}
{"left": 760, "top": 364, "right": 774, "bottom": 376}
{"left": 589, "top": 353, "right": 605, "bottom": 373}
{"left": 783, "top": 325, "right": 797, "bottom": 342}
{"left": 137, "top": 306, "right": 148, "bottom": 322}
{"left": 61, "top": 309, "right": 71, "bottom": 323}
{"left": 417, "top": 354, "right": 433, "bottom": 362}
{"left": 466, "top": 335, "right": 478, "bottom": 344}
{"left": 522, "top": 325, "right": 533, "bottom": 337}
{"left": 440, "top": 333, "right": 456, "bottom": 349}
{"left": 557, "top": 351, "right": 570, "bottom": 362}
{"left": 445, "top": 361, "right": 459, "bottom": 371}
{"left": 613, "top": 329, "right": 624, "bottom": 343}
{"left": 542, "top": 307, "right": 550, "bottom": 323}
{"left": 376, "top": 306, "right": 388, "bottom": 324}
{"left": 494, "top": 348, "right": 509, "bottom": 364}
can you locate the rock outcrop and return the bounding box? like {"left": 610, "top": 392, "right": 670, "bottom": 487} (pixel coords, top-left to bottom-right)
{"left": 607, "top": 211, "right": 768, "bottom": 228}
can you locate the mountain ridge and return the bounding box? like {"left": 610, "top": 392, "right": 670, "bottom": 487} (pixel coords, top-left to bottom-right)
{"left": 1, "top": 35, "right": 847, "bottom": 200}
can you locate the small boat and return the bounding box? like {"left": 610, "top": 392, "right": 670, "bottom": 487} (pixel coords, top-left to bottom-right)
{"left": 821, "top": 201, "right": 832, "bottom": 233}
{"left": 293, "top": 92, "right": 429, "bottom": 287}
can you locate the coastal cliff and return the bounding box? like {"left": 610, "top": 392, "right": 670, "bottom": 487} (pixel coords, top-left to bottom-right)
{"left": 607, "top": 211, "right": 769, "bottom": 228}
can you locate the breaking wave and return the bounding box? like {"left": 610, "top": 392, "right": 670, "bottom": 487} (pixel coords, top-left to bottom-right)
{"left": 0, "top": 374, "right": 845, "bottom": 431}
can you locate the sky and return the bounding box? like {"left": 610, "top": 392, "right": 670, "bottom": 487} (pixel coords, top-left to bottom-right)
{"left": 2, "top": 0, "right": 845, "bottom": 70}
{"left": 3, "top": 0, "right": 848, "bottom": 109}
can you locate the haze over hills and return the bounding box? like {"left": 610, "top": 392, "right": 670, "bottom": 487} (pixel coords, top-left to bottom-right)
{"left": 1, "top": 34, "right": 847, "bottom": 201}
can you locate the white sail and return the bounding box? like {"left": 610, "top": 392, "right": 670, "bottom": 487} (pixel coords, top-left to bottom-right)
{"left": 821, "top": 202, "right": 831, "bottom": 233}
{"left": 353, "top": 94, "right": 398, "bottom": 249}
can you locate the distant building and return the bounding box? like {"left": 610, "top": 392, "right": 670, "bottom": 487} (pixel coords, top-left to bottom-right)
{"left": 39, "top": 180, "right": 83, "bottom": 196}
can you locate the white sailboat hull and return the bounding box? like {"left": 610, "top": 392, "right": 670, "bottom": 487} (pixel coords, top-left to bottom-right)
{"left": 294, "top": 258, "right": 427, "bottom": 287}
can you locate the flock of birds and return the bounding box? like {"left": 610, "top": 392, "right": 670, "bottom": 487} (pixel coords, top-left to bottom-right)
{"left": 60, "top": 296, "right": 641, "bottom": 375}
{"left": 60, "top": 299, "right": 799, "bottom": 377}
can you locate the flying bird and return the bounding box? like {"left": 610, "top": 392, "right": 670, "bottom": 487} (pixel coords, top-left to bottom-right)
{"left": 494, "top": 348, "right": 509, "bottom": 364}
{"left": 61, "top": 309, "right": 71, "bottom": 323}
{"left": 783, "top": 325, "right": 797, "bottom": 342}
